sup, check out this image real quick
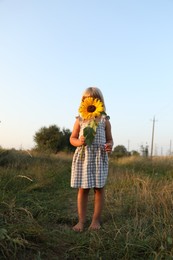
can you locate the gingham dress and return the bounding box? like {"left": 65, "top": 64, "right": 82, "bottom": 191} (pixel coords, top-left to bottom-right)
{"left": 71, "top": 116, "right": 108, "bottom": 189}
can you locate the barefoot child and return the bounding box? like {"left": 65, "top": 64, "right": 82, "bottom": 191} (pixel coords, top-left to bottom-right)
{"left": 70, "top": 87, "right": 113, "bottom": 231}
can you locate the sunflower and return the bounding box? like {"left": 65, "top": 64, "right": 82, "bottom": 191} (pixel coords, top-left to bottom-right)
{"left": 78, "top": 97, "right": 104, "bottom": 120}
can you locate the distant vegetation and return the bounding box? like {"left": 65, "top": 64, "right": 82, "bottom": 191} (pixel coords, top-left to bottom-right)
{"left": 33, "top": 124, "right": 141, "bottom": 157}
{"left": 1, "top": 148, "right": 173, "bottom": 259}
{"left": 33, "top": 125, "right": 75, "bottom": 153}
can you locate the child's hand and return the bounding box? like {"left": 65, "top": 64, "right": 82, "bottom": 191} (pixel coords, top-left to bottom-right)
{"left": 79, "top": 135, "right": 85, "bottom": 146}
{"left": 104, "top": 143, "right": 112, "bottom": 153}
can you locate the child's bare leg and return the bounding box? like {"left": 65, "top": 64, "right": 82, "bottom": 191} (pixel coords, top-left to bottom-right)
{"left": 89, "top": 187, "right": 104, "bottom": 230}
{"left": 73, "top": 188, "right": 90, "bottom": 231}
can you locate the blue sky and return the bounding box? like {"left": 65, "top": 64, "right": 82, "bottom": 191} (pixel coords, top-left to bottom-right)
{"left": 0, "top": 0, "right": 173, "bottom": 155}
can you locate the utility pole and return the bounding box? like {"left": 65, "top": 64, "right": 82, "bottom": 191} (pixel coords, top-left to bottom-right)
{"left": 127, "top": 140, "right": 130, "bottom": 152}
{"left": 170, "top": 140, "right": 172, "bottom": 156}
{"left": 161, "top": 147, "right": 163, "bottom": 156}
{"left": 150, "top": 116, "right": 157, "bottom": 157}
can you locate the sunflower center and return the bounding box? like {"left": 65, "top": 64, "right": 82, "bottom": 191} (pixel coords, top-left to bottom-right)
{"left": 87, "top": 105, "right": 96, "bottom": 113}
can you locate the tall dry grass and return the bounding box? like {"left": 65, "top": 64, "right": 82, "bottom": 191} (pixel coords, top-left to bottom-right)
{"left": 103, "top": 156, "right": 173, "bottom": 259}
{"left": 1, "top": 150, "right": 173, "bottom": 259}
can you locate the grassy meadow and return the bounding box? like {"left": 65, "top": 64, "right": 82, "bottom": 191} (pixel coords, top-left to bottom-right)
{"left": 1, "top": 149, "right": 173, "bottom": 259}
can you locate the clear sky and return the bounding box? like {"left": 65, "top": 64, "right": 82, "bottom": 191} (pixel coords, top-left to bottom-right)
{"left": 0, "top": 0, "right": 173, "bottom": 155}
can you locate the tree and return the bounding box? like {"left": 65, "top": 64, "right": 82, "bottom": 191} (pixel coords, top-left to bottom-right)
{"left": 131, "top": 150, "right": 140, "bottom": 157}
{"left": 111, "top": 145, "right": 129, "bottom": 158}
{"left": 61, "top": 128, "right": 75, "bottom": 152}
{"left": 33, "top": 125, "right": 74, "bottom": 153}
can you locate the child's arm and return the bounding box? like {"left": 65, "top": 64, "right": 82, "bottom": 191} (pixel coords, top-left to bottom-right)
{"left": 70, "top": 118, "right": 85, "bottom": 147}
{"left": 105, "top": 119, "right": 114, "bottom": 152}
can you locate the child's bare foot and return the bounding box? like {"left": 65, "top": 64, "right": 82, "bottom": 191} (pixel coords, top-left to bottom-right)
{"left": 72, "top": 222, "right": 84, "bottom": 232}
{"left": 89, "top": 220, "right": 101, "bottom": 231}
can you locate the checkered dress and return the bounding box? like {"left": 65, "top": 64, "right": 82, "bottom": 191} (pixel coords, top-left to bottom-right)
{"left": 71, "top": 116, "right": 108, "bottom": 189}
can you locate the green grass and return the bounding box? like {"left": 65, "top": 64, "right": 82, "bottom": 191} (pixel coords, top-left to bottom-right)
{"left": 1, "top": 150, "right": 173, "bottom": 259}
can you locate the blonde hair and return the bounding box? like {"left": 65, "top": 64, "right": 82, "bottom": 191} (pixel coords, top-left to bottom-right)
{"left": 82, "top": 87, "right": 106, "bottom": 111}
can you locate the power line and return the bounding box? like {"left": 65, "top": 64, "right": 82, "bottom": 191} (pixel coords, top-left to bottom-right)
{"left": 170, "top": 140, "right": 172, "bottom": 155}
{"left": 150, "top": 116, "right": 157, "bottom": 157}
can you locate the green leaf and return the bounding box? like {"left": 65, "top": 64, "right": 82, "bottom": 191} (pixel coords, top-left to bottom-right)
{"left": 89, "top": 120, "right": 98, "bottom": 132}
{"left": 100, "top": 111, "right": 110, "bottom": 120}
{"left": 101, "top": 111, "right": 107, "bottom": 116}
{"left": 83, "top": 126, "right": 96, "bottom": 146}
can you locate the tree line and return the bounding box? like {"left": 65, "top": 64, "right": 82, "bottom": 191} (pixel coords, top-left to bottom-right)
{"left": 34, "top": 124, "right": 140, "bottom": 157}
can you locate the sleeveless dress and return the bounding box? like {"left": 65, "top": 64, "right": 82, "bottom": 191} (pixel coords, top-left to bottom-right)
{"left": 71, "top": 116, "right": 109, "bottom": 189}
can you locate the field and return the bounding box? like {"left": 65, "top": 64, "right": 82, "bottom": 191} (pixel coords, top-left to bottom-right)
{"left": 0, "top": 149, "right": 173, "bottom": 259}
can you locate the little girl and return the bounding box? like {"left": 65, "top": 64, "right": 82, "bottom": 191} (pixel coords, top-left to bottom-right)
{"left": 70, "top": 87, "right": 113, "bottom": 231}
